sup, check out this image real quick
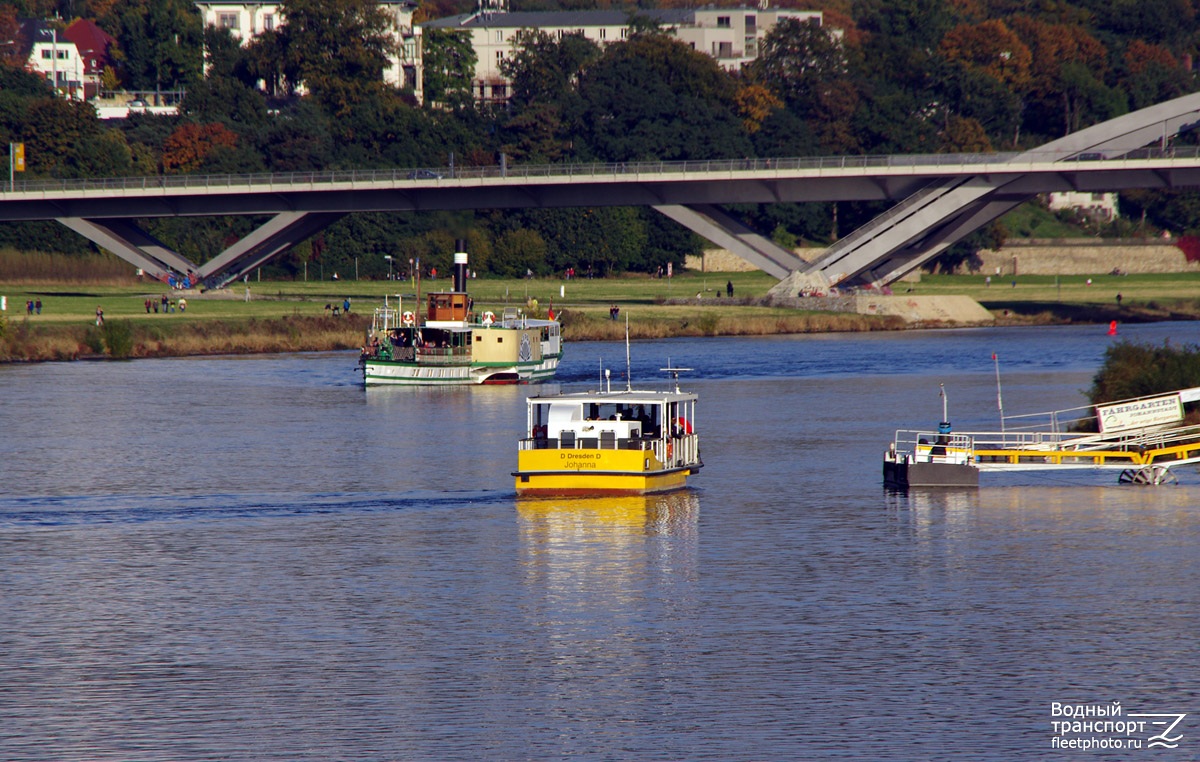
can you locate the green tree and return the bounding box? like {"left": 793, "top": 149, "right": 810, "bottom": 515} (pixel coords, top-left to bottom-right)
{"left": 421, "top": 28, "right": 476, "bottom": 109}
{"left": 17, "top": 98, "right": 133, "bottom": 178}
{"left": 749, "top": 18, "right": 847, "bottom": 113}
{"left": 498, "top": 30, "right": 599, "bottom": 162}
{"left": 257, "top": 100, "right": 334, "bottom": 172}
{"left": 574, "top": 31, "right": 750, "bottom": 161}
{"left": 111, "top": 0, "right": 204, "bottom": 92}
{"left": 492, "top": 228, "right": 548, "bottom": 278}
{"left": 277, "top": 0, "right": 395, "bottom": 114}
{"left": 854, "top": 0, "right": 956, "bottom": 90}
{"left": 522, "top": 207, "right": 647, "bottom": 275}
{"left": 182, "top": 76, "right": 271, "bottom": 133}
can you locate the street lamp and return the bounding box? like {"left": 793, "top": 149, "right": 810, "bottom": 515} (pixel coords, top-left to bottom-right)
{"left": 384, "top": 255, "right": 393, "bottom": 280}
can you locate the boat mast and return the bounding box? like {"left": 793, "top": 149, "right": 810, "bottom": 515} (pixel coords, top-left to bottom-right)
{"left": 993, "top": 352, "right": 1005, "bottom": 432}
{"left": 625, "top": 312, "right": 632, "bottom": 391}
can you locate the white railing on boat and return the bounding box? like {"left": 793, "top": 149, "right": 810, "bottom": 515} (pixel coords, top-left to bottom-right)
{"left": 520, "top": 433, "right": 699, "bottom": 467}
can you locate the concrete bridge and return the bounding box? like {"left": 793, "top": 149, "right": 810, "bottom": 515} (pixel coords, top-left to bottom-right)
{"left": 3, "top": 93, "right": 1200, "bottom": 289}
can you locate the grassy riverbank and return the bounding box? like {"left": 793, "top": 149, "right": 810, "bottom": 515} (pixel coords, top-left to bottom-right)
{"left": 3, "top": 269, "right": 1200, "bottom": 361}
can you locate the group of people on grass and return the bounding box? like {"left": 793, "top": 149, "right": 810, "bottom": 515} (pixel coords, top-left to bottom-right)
{"left": 144, "top": 294, "right": 186, "bottom": 314}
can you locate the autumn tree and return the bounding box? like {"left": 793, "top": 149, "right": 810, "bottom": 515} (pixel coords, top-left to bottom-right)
{"left": 1008, "top": 17, "right": 1118, "bottom": 138}
{"left": 735, "top": 83, "right": 783, "bottom": 135}
{"left": 938, "top": 20, "right": 1031, "bottom": 92}
{"left": 931, "top": 59, "right": 1022, "bottom": 148}
{"left": 161, "top": 122, "right": 239, "bottom": 173}
{"left": 1120, "top": 40, "right": 1193, "bottom": 110}
{"left": 0, "top": 5, "right": 22, "bottom": 67}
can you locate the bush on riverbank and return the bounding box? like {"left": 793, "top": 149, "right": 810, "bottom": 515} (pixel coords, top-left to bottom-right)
{"left": 1089, "top": 340, "right": 1200, "bottom": 405}
{"left": 0, "top": 315, "right": 369, "bottom": 362}
{"left": 0, "top": 307, "right": 907, "bottom": 363}
{"left": 0, "top": 248, "right": 137, "bottom": 283}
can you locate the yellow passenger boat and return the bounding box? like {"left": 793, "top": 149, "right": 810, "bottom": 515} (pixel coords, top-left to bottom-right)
{"left": 514, "top": 368, "right": 702, "bottom": 496}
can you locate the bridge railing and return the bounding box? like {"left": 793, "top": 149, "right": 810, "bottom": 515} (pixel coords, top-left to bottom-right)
{"left": 4, "top": 146, "right": 1196, "bottom": 196}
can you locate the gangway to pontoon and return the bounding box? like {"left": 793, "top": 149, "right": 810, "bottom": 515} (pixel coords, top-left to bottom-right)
{"left": 884, "top": 387, "right": 1200, "bottom": 487}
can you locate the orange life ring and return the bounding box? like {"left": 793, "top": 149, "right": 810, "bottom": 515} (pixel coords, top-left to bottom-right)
{"left": 667, "top": 443, "right": 673, "bottom": 460}
{"left": 402, "top": 311, "right": 415, "bottom": 326}
{"left": 482, "top": 311, "right": 496, "bottom": 325}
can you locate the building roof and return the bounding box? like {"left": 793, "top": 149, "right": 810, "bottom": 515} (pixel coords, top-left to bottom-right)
{"left": 63, "top": 18, "right": 115, "bottom": 75}
{"left": 422, "top": 8, "right": 696, "bottom": 29}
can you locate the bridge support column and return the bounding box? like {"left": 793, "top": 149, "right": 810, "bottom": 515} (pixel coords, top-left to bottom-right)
{"left": 195, "top": 211, "right": 347, "bottom": 289}
{"left": 56, "top": 217, "right": 197, "bottom": 282}
{"left": 653, "top": 204, "right": 806, "bottom": 280}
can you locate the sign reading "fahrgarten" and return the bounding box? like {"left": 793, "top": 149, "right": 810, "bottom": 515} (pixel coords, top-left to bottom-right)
{"left": 1097, "top": 394, "right": 1183, "bottom": 433}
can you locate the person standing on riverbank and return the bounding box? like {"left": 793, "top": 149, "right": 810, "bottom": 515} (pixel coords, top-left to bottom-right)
{"left": 95, "top": 306, "right": 104, "bottom": 326}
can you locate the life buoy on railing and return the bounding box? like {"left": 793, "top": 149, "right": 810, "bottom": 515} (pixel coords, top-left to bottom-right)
{"left": 482, "top": 311, "right": 496, "bottom": 326}
{"left": 666, "top": 442, "right": 674, "bottom": 460}
{"left": 402, "top": 311, "right": 415, "bottom": 326}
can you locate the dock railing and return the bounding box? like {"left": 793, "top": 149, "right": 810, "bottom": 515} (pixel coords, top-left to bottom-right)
{"left": 892, "top": 422, "right": 1200, "bottom": 470}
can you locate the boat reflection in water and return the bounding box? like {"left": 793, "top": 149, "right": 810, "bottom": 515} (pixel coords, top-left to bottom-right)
{"left": 516, "top": 491, "right": 700, "bottom": 578}
{"left": 517, "top": 490, "right": 700, "bottom": 533}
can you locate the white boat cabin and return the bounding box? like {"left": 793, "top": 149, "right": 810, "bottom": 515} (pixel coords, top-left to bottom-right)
{"left": 525, "top": 390, "right": 698, "bottom": 460}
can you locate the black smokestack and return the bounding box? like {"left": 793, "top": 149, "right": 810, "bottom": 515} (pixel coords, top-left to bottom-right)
{"left": 454, "top": 239, "right": 468, "bottom": 292}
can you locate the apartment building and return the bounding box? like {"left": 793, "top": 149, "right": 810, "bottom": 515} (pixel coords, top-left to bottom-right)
{"left": 421, "top": 1, "right": 822, "bottom": 103}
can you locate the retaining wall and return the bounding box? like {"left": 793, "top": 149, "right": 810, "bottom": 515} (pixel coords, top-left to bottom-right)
{"left": 970, "top": 239, "right": 1195, "bottom": 276}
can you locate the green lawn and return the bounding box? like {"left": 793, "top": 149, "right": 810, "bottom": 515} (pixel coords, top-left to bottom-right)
{"left": 0, "top": 271, "right": 780, "bottom": 325}
{"left": 910, "top": 272, "right": 1200, "bottom": 308}
{"left": 5, "top": 269, "right": 1200, "bottom": 327}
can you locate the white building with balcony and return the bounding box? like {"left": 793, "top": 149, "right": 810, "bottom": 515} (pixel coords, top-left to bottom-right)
{"left": 421, "top": 1, "right": 821, "bottom": 104}
{"left": 194, "top": 1, "right": 422, "bottom": 94}
{"left": 17, "top": 20, "right": 86, "bottom": 100}
{"left": 1048, "top": 191, "right": 1120, "bottom": 223}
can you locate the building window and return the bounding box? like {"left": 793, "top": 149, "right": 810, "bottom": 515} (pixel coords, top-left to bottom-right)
{"left": 715, "top": 41, "right": 733, "bottom": 57}
{"left": 621, "top": 28, "right": 629, "bottom": 38}
{"left": 717, "top": 16, "right": 731, "bottom": 28}
{"left": 496, "top": 50, "right": 505, "bottom": 64}
{"left": 496, "top": 30, "right": 503, "bottom": 42}
{"left": 42, "top": 49, "right": 52, "bottom": 59}
{"left": 264, "top": 14, "right": 275, "bottom": 31}
{"left": 493, "top": 84, "right": 507, "bottom": 99}
{"left": 599, "top": 28, "right": 606, "bottom": 40}
{"left": 218, "top": 13, "right": 239, "bottom": 29}
{"left": 746, "top": 15, "right": 756, "bottom": 32}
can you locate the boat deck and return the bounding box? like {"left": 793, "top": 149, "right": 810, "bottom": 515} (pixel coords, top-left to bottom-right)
{"left": 886, "top": 387, "right": 1200, "bottom": 486}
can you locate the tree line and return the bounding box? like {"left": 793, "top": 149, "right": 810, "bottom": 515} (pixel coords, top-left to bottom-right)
{"left": 1, "top": 0, "right": 1199, "bottom": 281}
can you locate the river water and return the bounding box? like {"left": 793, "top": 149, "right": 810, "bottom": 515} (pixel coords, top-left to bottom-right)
{"left": 4, "top": 322, "right": 1200, "bottom": 760}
